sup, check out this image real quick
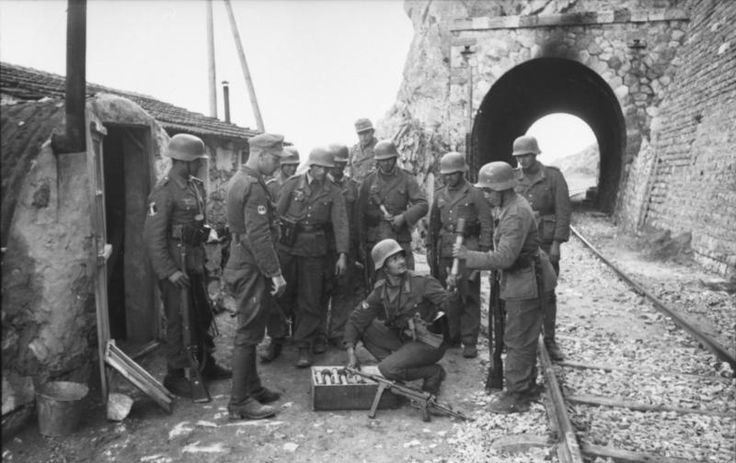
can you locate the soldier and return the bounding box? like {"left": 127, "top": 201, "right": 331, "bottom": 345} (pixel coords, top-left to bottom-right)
{"left": 223, "top": 133, "right": 288, "bottom": 420}
{"left": 274, "top": 147, "right": 350, "bottom": 368}
{"left": 323, "top": 143, "right": 364, "bottom": 347}
{"left": 143, "top": 134, "right": 231, "bottom": 398}
{"left": 345, "top": 239, "right": 448, "bottom": 396}
{"left": 453, "top": 162, "right": 557, "bottom": 414}
{"left": 512, "top": 135, "right": 571, "bottom": 361}
{"left": 357, "top": 140, "right": 428, "bottom": 285}
{"left": 427, "top": 152, "right": 492, "bottom": 359}
{"left": 348, "top": 117, "right": 378, "bottom": 183}
{"left": 266, "top": 146, "right": 300, "bottom": 199}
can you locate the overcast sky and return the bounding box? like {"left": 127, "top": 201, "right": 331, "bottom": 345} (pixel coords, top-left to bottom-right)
{"left": 0, "top": 0, "right": 595, "bottom": 160}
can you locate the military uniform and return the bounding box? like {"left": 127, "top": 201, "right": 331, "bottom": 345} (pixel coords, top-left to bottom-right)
{"left": 266, "top": 171, "right": 293, "bottom": 200}
{"left": 323, "top": 173, "right": 364, "bottom": 344}
{"left": 273, "top": 172, "right": 349, "bottom": 354}
{"left": 357, "top": 167, "right": 428, "bottom": 282}
{"left": 224, "top": 162, "right": 283, "bottom": 407}
{"left": 515, "top": 163, "right": 570, "bottom": 353}
{"left": 143, "top": 174, "right": 214, "bottom": 372}
{"left": 344, "top": 271, "right": 448, "bottom": 391}
{"left": 427, "top": 179, "right": 492, "bottom": 350}
{"left": 348, "top": 137, "right": 377, "bottom": 183}
{"left": 463, "top": 193, "right": 557, "bottom": 397}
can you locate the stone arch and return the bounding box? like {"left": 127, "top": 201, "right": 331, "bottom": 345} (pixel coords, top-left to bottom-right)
{"left": 473, "top": 57, "right": 626, "bottom": 212}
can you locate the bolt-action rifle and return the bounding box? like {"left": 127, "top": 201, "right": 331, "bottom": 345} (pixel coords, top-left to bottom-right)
{"left": 485, "top": 269, "right": 505, "bottom": 391}
{"left": 347, "top": 367, "right": 473, "bottom": 422}
{"left": 179, "top": 243, "right": 211, "bottom": 403}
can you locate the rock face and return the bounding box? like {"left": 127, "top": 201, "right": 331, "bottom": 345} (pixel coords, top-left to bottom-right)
{"left": 381, "top": 0, "right": 735, "bottom": 276}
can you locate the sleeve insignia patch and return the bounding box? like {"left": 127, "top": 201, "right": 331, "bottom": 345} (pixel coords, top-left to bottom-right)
{"left": 257, "top": 205, "right": 267, "bottom": 215}
{"left": 148, "top": 202, "right": 158, "bottom": 216}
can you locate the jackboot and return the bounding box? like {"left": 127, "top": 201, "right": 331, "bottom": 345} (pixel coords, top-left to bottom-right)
{"left": 462, "top": 345, "right": 478, "bottom": 359}
{"left": 228, "top": 398, "right": 277, "bottom": 420}
{"left": 489, "top": 391, "right": 530, "bottom": 414}
{"left": 420, "top": 365, "right": 447, "bottom": 395}
{"left": 163, "top": 369, "right": 192, "bottom": 398}
{"left": 260, "top": 339, "right": 283, "bottom": 363}
{"left": 543, "top": 296, "right": 564, "bottom": 361}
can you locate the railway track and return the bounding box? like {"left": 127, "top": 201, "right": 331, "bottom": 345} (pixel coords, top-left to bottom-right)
{"left": 539, "top": 221, "right": 736, "bottom": 463}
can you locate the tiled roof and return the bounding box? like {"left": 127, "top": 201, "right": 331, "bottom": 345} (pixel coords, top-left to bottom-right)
{"left": 0, "top": 62, "right": 259, "bottom": 141}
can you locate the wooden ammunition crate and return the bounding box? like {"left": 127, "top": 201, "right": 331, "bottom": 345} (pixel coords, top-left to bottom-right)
{"left": 310, "top": 365, "right": 401, "bottom": 411}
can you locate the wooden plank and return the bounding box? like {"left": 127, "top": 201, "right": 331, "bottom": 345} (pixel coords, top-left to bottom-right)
{"left": 568, "top": 394, "right": 735, "bottom": 418}
{"left": 490, "top": 434, "right": 551, "bottom": 452}
{"left": 581, "top": 443, "right": 702, "bottom": 463}
{"left": 108, "top": 341, "right": 173, "bottom": 400}
{"left": 557, "top": 360, "right": 733, "bottom": 383}
{"left": 105, "top": 342, "right": 173, "bottom": 413}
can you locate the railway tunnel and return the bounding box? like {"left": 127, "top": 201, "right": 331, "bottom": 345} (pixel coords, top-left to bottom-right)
{"left": 473, "top": 57, "right": 626, "bottom": 213}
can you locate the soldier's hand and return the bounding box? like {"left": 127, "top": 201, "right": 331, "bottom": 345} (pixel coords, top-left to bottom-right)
{"left": 271, "top": 274, "right": 287, "bottom": 297}
{"left": 390, "top": 214, "right": 405, "bottom": 229}
{"left": 452, "top": 243, "right": 469, "bottom": 260}
{"left": 335, "top": 253, "right": 348, "bottom": 277}
{"left": 168, "top": 271, "right": 190, "bottom": 288}
{"left": 346, "top": 347, "right": 360, "bottom": 370}
{"left": 446, "top": 272, "right": 458, "bottom": 291}
{"left": 549, "top": 241, "right": 561, "bottom": 263}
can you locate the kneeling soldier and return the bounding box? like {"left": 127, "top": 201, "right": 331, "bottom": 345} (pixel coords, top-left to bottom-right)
{"left": 345, "top": 239, "right": 448, "bottom": 396}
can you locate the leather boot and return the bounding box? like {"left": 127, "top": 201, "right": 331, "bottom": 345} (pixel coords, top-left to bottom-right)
{"left": 462, "top": 344, "right": 478, "bottom": 359}
{"left": 543, "top": 295, "right": 564, "bottom": 361}
{"left": 260, "top": 339, "right": 283, "bottom": 363}
{"left": 163, "top": 369, "right": 192, "bottom": 398}
{"left": 228, "top": 398, "right": 277, "bottom": 420}
{"left": 295, "top": 347, "right": 312, "bottom": 368}
{"left": 251, "top": 386, "right": 281, "bottom": 404}
{"left": 312, "top": 334, "right": 328, "bottom": 354}
{"left": 489, "top": 391, "right": 530, "bottom": 414}
{"left": 420, "top": 365, "right": 446, "bottom": 395}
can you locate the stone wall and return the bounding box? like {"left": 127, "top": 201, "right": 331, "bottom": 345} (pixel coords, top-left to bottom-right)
{"left": 382, "top": 0, "right": 734, "bottom": 276}
{"left": 633, "top": 0, "right": 736, "bottom": 275}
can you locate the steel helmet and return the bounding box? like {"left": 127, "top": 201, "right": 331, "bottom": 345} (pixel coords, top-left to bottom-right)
{"left": 328, "top": 143, "right": 350, "bottom": 163}
{"left": 281, "top": 147, "right": 300, "bottom": 165}
{"left": 354, "top": 118, "right": 374, "bottom": 134}
{"left": 166, "top": 134, "right": 208, "bottom": 161}
{"left": 308, "top": 146, "right": 336, "bottom": 168}
{"left": 371, "top": 239, "right": 404, "bottom": 270}
{"left": 511, "top": 135, "right": 541, "bottom": 156}
{"left": 439, "top": 151, "right": 468, "bottom": 175}
{"left": 475, "top": 162, "right": 517, "bottom": 191}
{"left": 374, "top": 140, "right": 399, "bottom": 160}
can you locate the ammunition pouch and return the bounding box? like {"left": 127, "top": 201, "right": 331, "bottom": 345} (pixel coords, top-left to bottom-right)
{"left": 279, "top": 218, "right": 299, "bottom": 247}
{"left": 172, "top": 223, "right": 211, "bottom": 247}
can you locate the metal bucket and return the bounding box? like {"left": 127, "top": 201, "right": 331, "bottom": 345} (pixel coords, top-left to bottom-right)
{"left": 36, "top": 381, "right": 89, "bottom": 436}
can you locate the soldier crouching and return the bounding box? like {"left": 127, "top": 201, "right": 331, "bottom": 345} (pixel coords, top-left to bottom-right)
{"left": 344, "top": 239, "right": 448, "bottom": 396}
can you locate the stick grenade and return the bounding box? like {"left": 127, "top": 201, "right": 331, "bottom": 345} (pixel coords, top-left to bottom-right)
{"left": 448, "top": 218, "right": 467, "bottom": 292}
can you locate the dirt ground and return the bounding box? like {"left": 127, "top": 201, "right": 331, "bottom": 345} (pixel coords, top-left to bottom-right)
{"left": 3, "top": 199, "right": 733, "bottom": 463}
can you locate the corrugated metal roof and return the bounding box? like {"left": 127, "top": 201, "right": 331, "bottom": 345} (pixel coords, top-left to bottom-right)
{"left": 1, "top": 62, "right": 260, "bottom": 141}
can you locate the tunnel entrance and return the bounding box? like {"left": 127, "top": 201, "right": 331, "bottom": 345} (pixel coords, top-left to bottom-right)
{"left": 472, "top": 58, "right": 625, "bottom": 212}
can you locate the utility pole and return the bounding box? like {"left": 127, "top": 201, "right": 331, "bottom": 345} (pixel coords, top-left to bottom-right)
{"left": 224, "top": 0, "right": 265, "bottom": 131}
{"left": 206, "top": 0, "right": 217, "bottom": 118}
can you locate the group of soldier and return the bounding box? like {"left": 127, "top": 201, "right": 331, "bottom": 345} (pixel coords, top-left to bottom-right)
{"left": 142, "top": 119, "right": 571, "bottom": 420}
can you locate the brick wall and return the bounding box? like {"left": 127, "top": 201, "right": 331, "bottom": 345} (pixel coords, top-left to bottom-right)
{"left": 641, "top": 0, "right": 736, "bottom": 275}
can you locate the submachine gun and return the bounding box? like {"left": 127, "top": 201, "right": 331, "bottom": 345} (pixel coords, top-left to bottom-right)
{"left": 347, "top": 367, "right": 473, "bottom": 422}
{"left": 179, "top": 243, "right": 211, "bottom": 403}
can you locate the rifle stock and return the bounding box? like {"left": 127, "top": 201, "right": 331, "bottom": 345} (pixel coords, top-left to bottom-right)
{"left": 485, "top": 270, "right": 504, "bottom": 391}
{"left": 179, "top": 244, "right": 211, "bottom": 403}
{"left": 347, "top": 367, "right": 472, "bottom": 422}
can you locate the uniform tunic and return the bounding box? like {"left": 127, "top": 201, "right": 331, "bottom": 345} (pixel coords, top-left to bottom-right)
{"left": 427, "top": 179, "right": 492, "bottom": 346}
{"left": 357, "top": 166, "right": 429, "bottom": 280}
{"left": 224, "top": 165, "right": 283, "bottom": 400}
{"left": 274, "top": 173, "right": 349, "bottom": 348}
{"left": 344, "top": 272, "right": 448, "bottom": 383}
{"left": 323, "top": 174, "right": 364, "bottom": 342}
{"left": 463, "top": 193, "right": 557, "bottom": 394}
{"left": 143, "top": 174, "right": 213, "bottom": 370}
{"left": 266, "top": 170, "right": 292, "bottom": 202}
{"left": 348, "top": 137, "right": 377, "bottom": 183}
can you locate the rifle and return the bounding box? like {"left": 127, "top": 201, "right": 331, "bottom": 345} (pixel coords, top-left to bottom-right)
{"left": 347, "top": 367, "right": 473, "bottom": 422}
{"left": 485, "top": 269, "right": 504, "bottom": 392}
{"left": 179, "top": 244, "right": 211, "bottom": 403}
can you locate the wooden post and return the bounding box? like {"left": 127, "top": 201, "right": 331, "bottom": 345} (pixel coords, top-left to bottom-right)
{"left": 224, "top": 0, "right": 265, "bottom": 131}
{"left": 206, "top": 0, "right": 218, "bottom": 118}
